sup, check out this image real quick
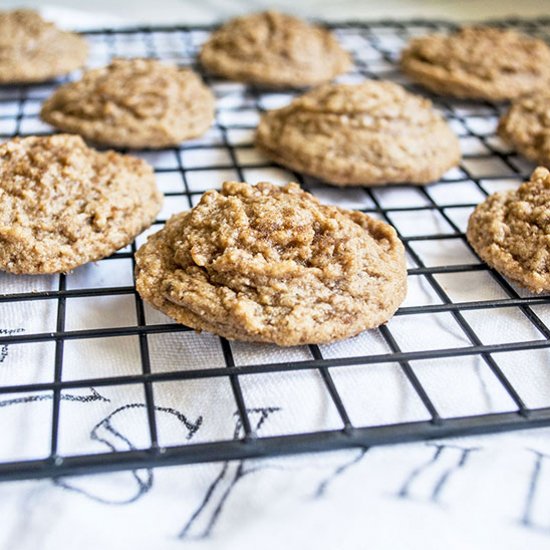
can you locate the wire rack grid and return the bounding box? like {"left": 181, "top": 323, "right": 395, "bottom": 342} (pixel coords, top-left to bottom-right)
{"left": 0, "top": 19, "right": 549, "bottom": 482}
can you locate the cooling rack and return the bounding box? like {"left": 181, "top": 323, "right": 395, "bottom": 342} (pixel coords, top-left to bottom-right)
{"left": 0, "top": 19, "right": 549, "bottom": 482}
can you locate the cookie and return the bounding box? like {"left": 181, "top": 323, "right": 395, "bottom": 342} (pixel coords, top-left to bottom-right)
{"left": 400, "top": 27, "right": 550, "bottom": 101}
{"left": 40, "top": 58, "right": 215, "bottom": 149}
{"left": 255, "top": 81, "right": 460, "bottom": 186}
{"left": 498, "top": 91, "right": 550, "bottom": 166}
{"left": 0, "top": 134, "right": 162, "bottom": 274}
{"left": 466, "top": 167, "right": 550, "bottom": 293}
{"left": 0, "top": 9, "right": 88, "bottom": 84}
{"left": 135, "top": 181, "right": 406, "bottom": 346}
{"left": 199, "top": 11, "right": 351, "bottom": 88}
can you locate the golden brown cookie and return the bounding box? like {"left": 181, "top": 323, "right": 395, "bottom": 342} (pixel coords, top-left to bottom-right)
{"left": 498, "top": 91, "right": 550, "bottom": 166}
{"left": 0, "top": 9, "right": 88, "bottom": 84}
{"left": 40, "top": 58, "right": 215, "bottom": 149}
{"left": 255, "top": 81, "right": 460, "bottom": 186}
{"left": 135, "top": 181, "right": 407, "bottom": 346}
{"left": 0, "top": 135, "right": 162, "bottom": 274}
{"left": 466, "top": 167, "right": 550, "bottom": 293}
{"left": 400, "top": 27, "right": 550, "bottom": 101}
{"left": 199, "top": 11, "right": 351, "bottom": 88}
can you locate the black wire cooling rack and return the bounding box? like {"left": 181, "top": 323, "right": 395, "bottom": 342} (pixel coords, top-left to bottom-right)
{"left": 0, "top": 19, "right": 549, "bottom": 482}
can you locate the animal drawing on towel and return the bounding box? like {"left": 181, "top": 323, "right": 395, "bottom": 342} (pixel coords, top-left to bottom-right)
{"left": 52, "top": 402, "right": 369, "bottom": 540}
{"left": 35, "top": 398, "right": 372, "bottom": 538}
{"left": 54, "top": 402, "right": 203, "bottom": 505}
{"left": 51, "top": 403, "right": 282, "bottom": 513}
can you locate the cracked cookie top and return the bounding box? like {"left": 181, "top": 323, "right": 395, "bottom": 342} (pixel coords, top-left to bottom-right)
{"left": 40, "top": 58, "right": 215, "bottom": 149}
{"left": 467, "top": 167, "right": 550, "bottom": 293}
{"left": 0, "top": 9, "right": 88, "bottom": 84}
{"left": 256, "top": 80, "right": 460, "bottom": 185}
{"left": 0, "top": 134, "right": 162, "bottom": 274}
{"left": 401, "top": 26, "right": 550, "bottom": 100}
{"left": 199, "top": 11, "right": 351, "bottom": 88}
{"left": 135, "top": 181, "right": 407, "bottom": 345}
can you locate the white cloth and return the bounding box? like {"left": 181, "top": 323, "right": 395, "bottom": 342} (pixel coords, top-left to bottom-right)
{"left": 0, "top": 6, "right": 550, "bottom": 550}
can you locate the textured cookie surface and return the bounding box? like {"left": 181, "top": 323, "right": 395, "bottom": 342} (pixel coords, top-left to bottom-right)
{"left": 135, "top": 181, "right": 407, "bottom": 346}
{"left": 0, "top": 9, "right": 88, "bottom": 84}
{"left": 199, "top": 11, "right": 351, "bottom": 88}
{"left": 467, "top": 167, "right": 550, "bottom": 293}
{"left": 41, "top": 58, "right": 215, "bottom": 149}
{"left": 0, "top": 135, "right": 162, "bottom": 274}
{"left": 498, "top": 92, "right": 550, "bottom": 166}
{"left": 256, "top": 81, "right": 460, "bottom": 186}
{"left": 401, "top": 27, "right": 550, "bottom": 101}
